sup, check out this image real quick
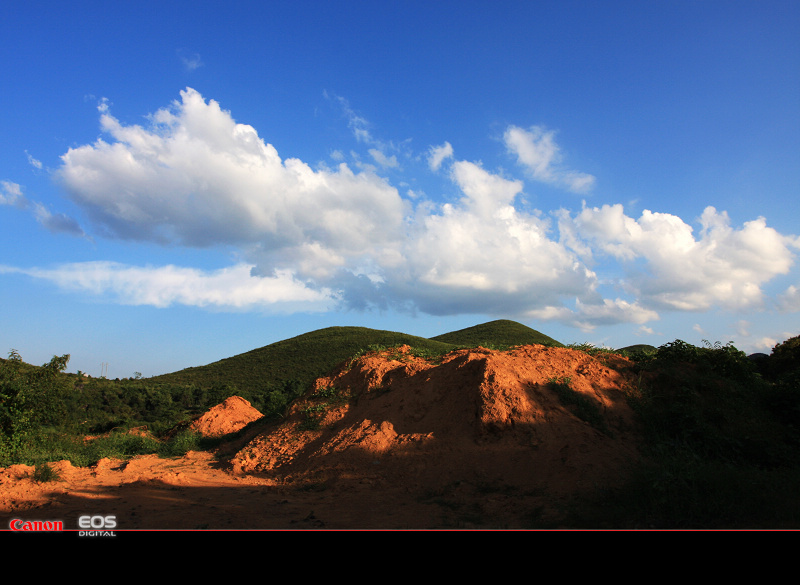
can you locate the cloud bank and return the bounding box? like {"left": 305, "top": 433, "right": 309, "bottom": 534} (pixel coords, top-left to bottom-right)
{"left": 6, "top": 88, "right": 797, "bottom": 328}
{"left": 563, "top": 203, "right": 800, "bottom": 312}
{"left": 1, "top": 262, "right": 335, "bottom": 312}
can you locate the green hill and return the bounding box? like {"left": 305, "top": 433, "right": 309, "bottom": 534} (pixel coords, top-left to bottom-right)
{"left": 430, "top": 319, "right": 564, "bottom": 348}
{"left": 150, "top": 326, "right": 457, "bottom": 397}
{"left": 616, "top": 344, "right": 657, "bottom": 354}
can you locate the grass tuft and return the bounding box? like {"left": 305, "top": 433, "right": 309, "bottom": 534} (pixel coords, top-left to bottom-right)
{"left": 549, "top": 376, "right": 613, "bottom": 436}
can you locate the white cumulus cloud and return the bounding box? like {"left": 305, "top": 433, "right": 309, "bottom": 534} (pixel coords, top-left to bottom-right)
{"left": 57, "top": 88, "right": 408, "bottom": 280}
{"left": 387, "top": 160, "right": 602, "bottom": 316}
{"left": 565, "top": 203, "right": 800, "bottom": 311}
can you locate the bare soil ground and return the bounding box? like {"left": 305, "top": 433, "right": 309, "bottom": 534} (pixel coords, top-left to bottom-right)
{"left": 0, "top": 345, "right": 644, "bottom": 530}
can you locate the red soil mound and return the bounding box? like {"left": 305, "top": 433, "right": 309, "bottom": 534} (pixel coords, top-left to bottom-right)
{"left": 231, "top": 344, "right": 642, "bottom": 501}
{"left": 188, "top": 396, "right": 263, "bottom": 437}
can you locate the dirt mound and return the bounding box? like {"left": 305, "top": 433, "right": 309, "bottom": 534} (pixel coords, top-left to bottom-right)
{"left": 188, "top": 396, "right": 263, "bottom": 437}
{"left": 230, "top": 344, "right": 642, "bottom": 502}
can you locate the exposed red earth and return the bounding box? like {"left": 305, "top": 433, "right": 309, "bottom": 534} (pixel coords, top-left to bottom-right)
{"left": 1, "top": 345, "right": 643, "bottom": 529}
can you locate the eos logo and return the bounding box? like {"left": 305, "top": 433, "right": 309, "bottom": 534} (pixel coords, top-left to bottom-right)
{"left": 78, "top": 515, "right": 117, "bottom": 530}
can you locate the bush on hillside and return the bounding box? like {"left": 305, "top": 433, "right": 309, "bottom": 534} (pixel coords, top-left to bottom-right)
{"left": 768, "top": 335, "right": 800, "bottom": 379}
{"left": 629, "top": 339, "right": 798, "bottom": 469}
{"left": 0, "top": 350, "right": 71, "bottom": 465}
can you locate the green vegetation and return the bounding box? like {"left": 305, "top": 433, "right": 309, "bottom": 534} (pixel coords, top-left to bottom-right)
{"left": 616, "top": 343, "right": 658, "bottom": 355}
{"left": 1, "top": 350, "right": 72, "bottom": 466}
{"left": 298, "top": 385, "right": 350, "bottom": 431}
{"left": 0, "top": 347, "right": 236, "bottom": 467}
{"left": 569, "top": 336, "right": 800, "bottom": 528}
{"left": 33, "top": 462, "right": 61, "bottom": 483}
{"left": 345, "top": 343, "right": 453, "bottom": 368}
{"left": 548, "top": 375, "right": 613, "bottom": 436}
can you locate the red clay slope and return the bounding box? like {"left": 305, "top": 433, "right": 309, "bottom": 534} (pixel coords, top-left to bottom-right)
{"left": 230, "top": 344, "right": 642, "bottom": 501}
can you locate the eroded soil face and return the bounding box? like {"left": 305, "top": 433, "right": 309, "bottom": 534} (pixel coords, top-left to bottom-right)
{"left": 1, "top": 345, "right": 643, "bottom": 530}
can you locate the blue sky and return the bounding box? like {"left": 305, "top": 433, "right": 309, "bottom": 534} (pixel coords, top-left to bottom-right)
{"left": 1, "top": 0, "right": 799, "bottom": 378}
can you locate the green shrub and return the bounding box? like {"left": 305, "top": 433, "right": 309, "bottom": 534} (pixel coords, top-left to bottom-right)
{"left": 33, "top": 462, "right": 62, "bottom": 483}
{"left": 768, "top": 335, "right": 800, "bottom": 380}
{"left": 626, "top": 339, "right": 792, "bottom": 467}
{"left": 158, "top": 429, "right": 205, "bottom": 457}
{"left": 299, "top": 404, "right": 327, "bottom": 430}
{"left": 549, "top": 376, "right": 612, "bottom": 436}
{"left": 0, "top": 350, "right": 72, "bottom": 465}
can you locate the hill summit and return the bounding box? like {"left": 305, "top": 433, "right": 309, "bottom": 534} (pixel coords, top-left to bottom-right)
{"left": 430, "top": 319, "right": 563, "bottom": 348}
